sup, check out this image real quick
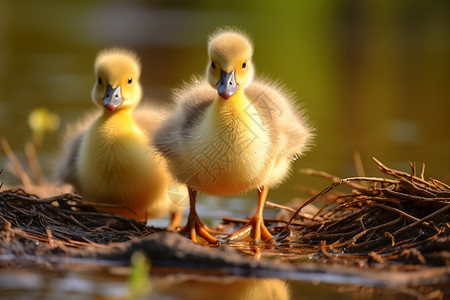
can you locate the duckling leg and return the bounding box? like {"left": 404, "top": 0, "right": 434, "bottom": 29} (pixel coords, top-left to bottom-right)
{"left": 227, "top": 186, "right": 275, "bottom": 244}
{"left": 179, "top": 186, "right": 218, "bottom": 244}
{"left": 167, "top": 210, "right": 183, "bottom": 230}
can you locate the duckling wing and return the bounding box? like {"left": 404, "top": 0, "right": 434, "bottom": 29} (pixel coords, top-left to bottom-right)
{"left": 133, "top": 103, "right": 169, "bottom": 135}
{"left": 55, "top": 111, "right": 99, "bottom": 191}
{"left": 153, "top": 80, "right": 215, "bottom": 167}
{"left": 245, "top": 78, "right": 314, "bottom": 157}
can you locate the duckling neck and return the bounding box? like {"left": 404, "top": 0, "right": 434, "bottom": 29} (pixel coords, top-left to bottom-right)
{"left": 212, "top": 90, "right": 248, "bottom": 121}
{"left": 98, "top": 108, "right": 139, "bottom": 139}
{"left": 204, "top": 89, "right": 268, "bottom": 158}
{"left": 209, "top": 90, "right": 262, "bottom": 128}
{"left": 102, "top": 107, "right": 133, "bottom": 121}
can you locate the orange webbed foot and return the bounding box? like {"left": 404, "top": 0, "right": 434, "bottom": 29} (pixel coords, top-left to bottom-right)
{"left": 226, "top": 216, "right": 275, "bottom": 244}
{"left": 179, "top": 214, "right": 219, "bottom": 245}
{"left": 179, "top": 186, "right": 219, "bottom": 245}
{"left": 227, "top": 186, "right": 275, "bottom": 244}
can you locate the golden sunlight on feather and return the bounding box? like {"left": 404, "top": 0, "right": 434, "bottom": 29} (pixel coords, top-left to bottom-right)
{"left": 56, "top": 48, "right": 184, "bottom": 225}
{"left": 154, "top": 29, "right": 313, "bottom": 244}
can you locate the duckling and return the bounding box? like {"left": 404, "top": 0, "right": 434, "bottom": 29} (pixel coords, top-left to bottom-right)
{"left": 153, "top": 29, "right": 313, "bottom": 243}
{"left": 56, "top": 48, "right": 183, "bottom": 225}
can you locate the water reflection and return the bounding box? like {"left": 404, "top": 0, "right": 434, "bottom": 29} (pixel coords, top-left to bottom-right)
{"left": 155, "top": 277, "right": 289, "bottom": 300}
{"left": 0, "top": 268, "right": 290, "bottom": 300}
{"left": 0, "top": 267, "right": 427, "bottom": 300}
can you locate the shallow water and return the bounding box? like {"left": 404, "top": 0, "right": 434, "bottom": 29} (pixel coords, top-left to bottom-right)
{"left": 0, "top": 266, "right": 424, "bottom": 300}
{"left": 0, "top": 0, "right": 449, "bottom": 298}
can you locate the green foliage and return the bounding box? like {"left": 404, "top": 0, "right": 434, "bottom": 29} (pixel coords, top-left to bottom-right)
{"left": 127, "top": 250, "right": 152, "bottom": 298}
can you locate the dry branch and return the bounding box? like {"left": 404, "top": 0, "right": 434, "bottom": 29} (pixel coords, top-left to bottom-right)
{"left": 278, "top": 158, "right": 450, "bottom": 266}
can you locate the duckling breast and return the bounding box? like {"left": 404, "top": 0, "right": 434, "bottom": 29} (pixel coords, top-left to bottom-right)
{"left": 76, "top": 113, "right": 169, "bottom": 209}
{"left": 179, "top": 94, "right": 273, "bottom": 195}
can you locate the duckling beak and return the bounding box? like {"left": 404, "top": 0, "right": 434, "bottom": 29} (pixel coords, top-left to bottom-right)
{"left": 103, "top": 85, "right": 123, "bottom": 112}
{"left": 217, "top": 70, "right": 238, "bottom": 100}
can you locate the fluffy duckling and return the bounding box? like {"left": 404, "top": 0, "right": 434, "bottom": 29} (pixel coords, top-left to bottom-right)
{"left": 154, "top": 29, "right": 313, "bottom": 243}
{"left": 56, "top": 48, "right": 183, "bottom": 224}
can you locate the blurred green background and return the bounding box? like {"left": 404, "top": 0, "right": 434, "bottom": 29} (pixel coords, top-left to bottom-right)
{"left": 1, "top": 0, "right": 449, "bottom": 204}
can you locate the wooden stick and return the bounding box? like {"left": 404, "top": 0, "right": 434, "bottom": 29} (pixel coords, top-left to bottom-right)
{"left": 1, "top": 137, "right": 32, "bottom": 187}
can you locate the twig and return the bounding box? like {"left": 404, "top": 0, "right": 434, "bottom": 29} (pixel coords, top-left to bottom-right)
{"left": 420, "top": 163, "right": 426, "bottom": 181}
{"left": 1, "top": 137, "right": 32, "bottom": 187}
{"left": 430, "top": 178, "right": 450, "bottom": 191}
{"left": 348, "top": 217, "right": 403, "bottom": 248}
{"left": 25, "top": 142, "right": 44, "bottom": 184}
{"left": 382, "top": 189, "right": 449, "bottom": 203}
{"left": 265, "top": 201, "right": 296, "bottom": 212}
{"left": 222, "top": 216, "right": 249, "bottom": 224}
{"left": 392, "top": 204, "right": 450, "bottom": 238}
{"left": 312, "top": 195, "right": 340, "bottom": 219}
{"left": 410, "top": 161, "right": 416, "bottom": 179}
{"left": 397, "top": 179, "right": 437, "bottom": 198}
{"left": 299, "top": 169, "right": 367, "bottom": 190}
{"left": 353, "top": 151, "right": 366, "bottom": 177}
{"left": 284, "top": 176, "right": 400, "bottom": 230}
{"left": 320, "top": 241, "right": 334, "bottom": 259}
{"left": 372, "top": 157, "right": 433, "bottom": 189}
{"left": 45, "top": 228, "right": 55, "bottom": 248}
{"left": 371, "top": 203, "right": 431, "bottom": 227}
{"left": 265, "top": 201, "right": 322, "bottom": 221}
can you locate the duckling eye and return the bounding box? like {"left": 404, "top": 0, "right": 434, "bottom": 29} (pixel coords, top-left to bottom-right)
{"left": 128, "top": 77, "right": 132, "bottom": 84}
{"left": 211, "top": 61, "right": 216, "bottom": 69}
{"left": 242, "top": 62, "right": 247, "bottom": 69}
{"left": 98, "top": 77, "right": 102, "bottom": 85}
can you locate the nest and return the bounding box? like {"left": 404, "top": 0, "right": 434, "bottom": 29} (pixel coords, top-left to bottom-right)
{"left": 0, "top": 188, "right": 157, "bottom": 259}
{"left": 253, "top": 157, "right": 450, "bottom": 267}
{"left": 0, "top": 159, "right": 449, "bottom": 270}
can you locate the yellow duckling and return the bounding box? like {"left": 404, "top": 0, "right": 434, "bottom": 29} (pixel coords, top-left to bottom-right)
{"left": 153, "top": 29, "right": 313, "bottom": 243}
{"left": 56, "top": 48, "right": 183, "bottom": 225}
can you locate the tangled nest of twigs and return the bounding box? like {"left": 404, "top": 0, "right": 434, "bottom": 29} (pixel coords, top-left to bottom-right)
{"left": 0, "top": 188, "right": 156, "bottom": 256}
{"left": 0, "top": 159, "right": 449, "bottom": 269}
{"left": 261, "top": 158, "right": 450, "bottom": 267}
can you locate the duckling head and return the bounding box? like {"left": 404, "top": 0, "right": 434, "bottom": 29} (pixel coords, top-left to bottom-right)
{"left": 91, "top": 48, "right": 142, "bottom": 112}
{"left": 206, "top": 29, "right": 254, "bottom": 100}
